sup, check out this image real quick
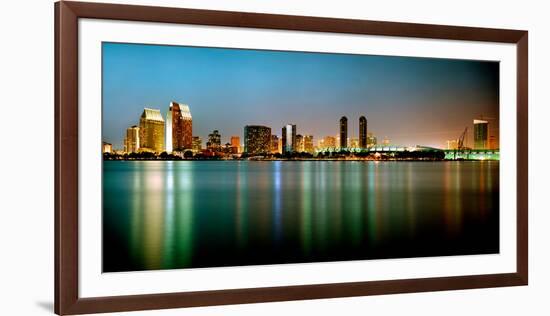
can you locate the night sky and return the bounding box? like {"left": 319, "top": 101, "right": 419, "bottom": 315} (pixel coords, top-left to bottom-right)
{"left": 102, "top": 42, "right": 499, "bottom": 149}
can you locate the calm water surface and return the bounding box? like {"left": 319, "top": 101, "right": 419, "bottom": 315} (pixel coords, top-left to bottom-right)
{"left": 103, "top": 161, "right": 499, "bottom": 272}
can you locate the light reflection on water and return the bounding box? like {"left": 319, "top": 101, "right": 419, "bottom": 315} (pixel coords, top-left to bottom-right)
{"left": 103, "top": 161, "right": 499, "bottom": 272}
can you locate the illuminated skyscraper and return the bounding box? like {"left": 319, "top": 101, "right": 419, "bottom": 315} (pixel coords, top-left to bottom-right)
{"left": 102, "top": 142, "right": 113, "bottom": 154}
{"left": 303, "top": 135, "right": 314, "bottom": 153}
{"left": 244, "top": 125, "right": 271, "bottom": 154}
{"left": 270, "top": 135, "right": 279, "bottom": 153}
{"left": 296, "top": 134, "right": 304, "bottom": 152}
{"left": 359, "top": 116, "right": 367, "bottom": 149}
{"left": 340, "top": 116, "right": 348, "bottom": 148}
{"left": 139, "top": 108, "right": 164, "bottom": 152}
{"left": 367, "top": 132, "right": 377, "bottom": 147}
{"left": 192, "top": 136, "right": 202, "bottom": 152}
{"left": 230, "top": 136, "right": 241, "bottom": 153}
{"left": 323, "top": 136, "right": 336, "bottom": 148}
{"left": 474, "top": 119, "right": 489, "bottom": 149}
{"left": 207, "top": 130, "right": 222, "bottom": 151}
{"left": 282, "top": 124, "right": 296, "bottom": 154}
{"left": 124, "top": 125, "right": 140, "bottom": 153}
{"left": 165, "top": 101, "right": 192, "bottom": 152}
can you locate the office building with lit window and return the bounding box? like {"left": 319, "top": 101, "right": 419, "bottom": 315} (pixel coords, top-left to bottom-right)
{"left": 359, "top": 116, "right": 367, "bottom": 148}
{"left": 339, "top": 116, "right": 348, "bottom": 148}
{"left": 124, "top": 125, "right": 140, "bottom": 153}
{"left": 102, "top": 142, "right": 113, "bottom": 154}
{"left": 282, "top": 124, "right": 296, "bottom": 154}
{"left": 474, "top": 119, "right": 489, "bottom": 149}
{"left": 230, "top": 136, "right": 241, "bottom": 153}
{"left": 367, "top": 132, "right": 377, "bottom": 147}
{"left": 303, "top": 135, "right": 314, "bottom": 153}
{"left": 296, "top": 134, "right": 304, "bottom": 152}
{"left": 192, "top": 136, "right": 202, "bottom": 152}
{"left": 139, "top": 108, "right": 165, "bottom": 153}
{"left": 207, "top": 130, "right": 222, "bottom": 151}
{"left": 270, "top": 135, "right": 279, "bottom": 153}
{"left": 244, "top": 125, "right": 271, "bottom": 154}
{"left": 323, "top": 136, "right": 336, "bottom": 148}
{"left": 165, "top": 101, "right": 192, "bottom": 152}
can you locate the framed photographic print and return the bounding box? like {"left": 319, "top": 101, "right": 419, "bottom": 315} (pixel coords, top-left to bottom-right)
{"left": 55, "top": 1, "right": 528, "bottom": 315}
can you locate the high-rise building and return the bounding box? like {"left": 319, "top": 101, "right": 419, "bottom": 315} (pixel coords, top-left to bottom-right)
{"left": 303, "top": 135, "right": 314, "bottom": 153}
{"left": 322, "top": 136, "right": 336, "bottom": 148}
{"left": 165, "top": 101, "right": 192, "bottom": 152}
{"left": 474, "top": 119, "right": 489, "bottom": 149}
{"left": 359, "top": 116, "right": 367, "bottom": 149}
{"left": 192, "top": 136, "right": 202, "bottom": 152}
{"left": 244, "top": 125, "right": 271, "bottom": 154}
{"left": 102, "top": 142, "right": 113, "bottom": 154}
{"left": 340, "top": 116, "right": 348, "bottom": 148}
{"left": 124, "top": 125, "right": 140, "bottom": 153}
{"left": 282, "top": 124, "right": 296, "bottom": 154}
{"left": 207, "top": 130, "right": 222, "bottom": 151}
{"left": 270, "top": 135, "right": 279, "bottom": 154}
{"left": 139, "top": 108, "right": 165, "bottom": 153}
{"left": 367, "top": 132, "right": 377, "bottom": 147}
{"left": 230, "top": 136, "right": 241, "bottom": 153}
{"left": 296, "top": 134, "right": 304, "bottom": 152}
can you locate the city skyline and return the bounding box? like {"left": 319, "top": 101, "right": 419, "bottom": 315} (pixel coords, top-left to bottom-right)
{"left": 103, "top": 42, "right": 499, "bottom": 149}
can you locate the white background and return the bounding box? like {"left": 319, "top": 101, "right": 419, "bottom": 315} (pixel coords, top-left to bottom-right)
{"left": 0, "top": 0, "right": 548, "bottom": 315}
{"left": 79, "top": 18, "right": 517, "bottom": 298}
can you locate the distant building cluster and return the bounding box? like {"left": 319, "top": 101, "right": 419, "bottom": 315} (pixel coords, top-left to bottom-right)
{"left": 445, "top": 118, "right": 498, "bottom": 150}
{"left": 104, "top": 104, "right": 381, "bottom": 158}
{"left": 102, "top": 100, "right": 497, "bottom": 159}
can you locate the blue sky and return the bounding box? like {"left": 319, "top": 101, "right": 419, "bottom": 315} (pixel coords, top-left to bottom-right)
{"left": 102, "top": 42, "right": 499, "bottom": 149}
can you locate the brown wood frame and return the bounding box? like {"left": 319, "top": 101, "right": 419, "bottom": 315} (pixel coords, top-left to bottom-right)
{"left": 55, "top": 1, "right": 528, "bottom": 314}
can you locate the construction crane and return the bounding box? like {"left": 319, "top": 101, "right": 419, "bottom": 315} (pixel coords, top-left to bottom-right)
{"left": 457, "top": 127, "right": 468, "bottom": 150}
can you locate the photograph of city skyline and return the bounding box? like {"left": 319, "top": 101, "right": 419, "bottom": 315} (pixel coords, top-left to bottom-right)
{"left": 102, "top": 42, "right": 500, "bottom": 272}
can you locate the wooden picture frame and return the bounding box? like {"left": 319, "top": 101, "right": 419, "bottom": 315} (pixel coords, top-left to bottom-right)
{"left": 55, "top": 1, "right": 528, "bottom": 314}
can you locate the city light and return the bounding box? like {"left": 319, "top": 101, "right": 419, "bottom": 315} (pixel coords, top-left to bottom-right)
{"left": 103, "top": 102, "right": 499, "bottom": 161}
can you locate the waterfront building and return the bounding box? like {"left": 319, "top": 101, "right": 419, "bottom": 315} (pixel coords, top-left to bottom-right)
{"left": 165, "top": 101, "right": 192, "bottom": 152}
{"left": 139, "top": 108, "right": 165, "bottom": 153}
{"left": 102, "top": 142, "right": 113, "bottom": 154}
{"left": 192, "top": 136, "right": 202, "bottom": 152}
{"left": 350, "top": 137, "right": 359, "bottom": 148}
{"left": 474, "top": 119, "right": 489, "bottom": 149}
{"left": 382, "top": 137, "right": 391, "bottom": 145}
{"left": 367, "top": 132, "right": 377, "bottom": 147}
{"left": 230, "top": 136, "right": 241, "bottom": 153}
{"left": 447, "top": 139, "right": 459, "bottom": 150}
{"left": 282, "top": 124, "right": 297, "bottom": 154}
{"left": 303, "top": 135, "right": 314, "bottom": 153}
{"left": 296, "top": 134, "right": 304, "bottom": 152}
{"left": 277, "top": 137, "right": 283, "bottom": 154}
{"left": 270, "top": 135, "right": 279, "bottom": 154}
{"left": 244, "top": 125, "right": 271, "bottom": 154}
{"left": 323, "top": 136, "right": 336, "bottom": 148}
{"left": 207, "top": 130, "right": 222, "bottom": 151}
{"left": 124, "top": 125, "right": 140, "bottom": 153}
{"left": 340, "top": 116, "right": 348, "bottom": 148}
{"left": 359, "top": 116, "right": 367, "bottom": 148}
